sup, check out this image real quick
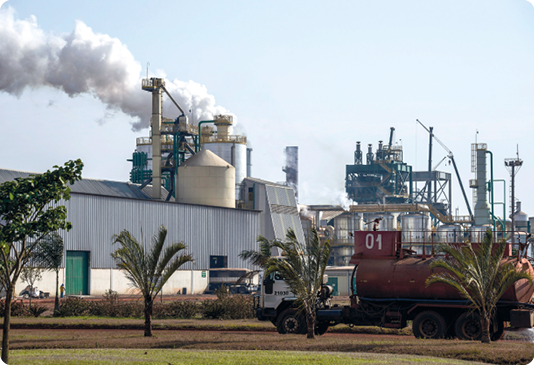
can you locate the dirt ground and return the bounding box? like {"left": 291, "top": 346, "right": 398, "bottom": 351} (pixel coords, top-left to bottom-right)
{"left": 3, "top": 325, "right": 534, "bottom": 365}
{"left": 6, "top": 295, "right": 534, "bottom": 364}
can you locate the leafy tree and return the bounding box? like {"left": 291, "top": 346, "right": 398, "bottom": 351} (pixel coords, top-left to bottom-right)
{"left": 20, "top": 264, "right": 43, "bottom": 308}
{"left": 34, "top": 232, "right": 64, "bottom": 313}
{"left": 265, "top": 227, "right": 331, "bottom": 339}
{"left": 111, "top": 225, "right": 194, "bottom": 336}
{"left": 426, "top": 230, "right": 533, "bottom": 343}
{"left": 0, "top": 159, "right": 83, "bottom": 363}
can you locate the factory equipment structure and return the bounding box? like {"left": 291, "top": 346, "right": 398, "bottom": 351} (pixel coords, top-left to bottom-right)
{"left": 345, "top": 128, "right": 412, "bottom": 206}
{"left": 345, "top": 123, "right": 473, "bottom": 224}
{"left": 129, "top": 78, "right": 252, "bottom": 203}
{"left": 307, "top": 123, "right": 533, "bottom": 268}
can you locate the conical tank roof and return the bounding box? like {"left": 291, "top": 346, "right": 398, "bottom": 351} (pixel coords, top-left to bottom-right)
{"left": 182, "top": 149, "right": 232, "bottom": 168}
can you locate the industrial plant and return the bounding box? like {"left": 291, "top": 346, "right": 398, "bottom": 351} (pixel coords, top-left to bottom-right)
{"left": 0, "top": 76, "right": 532, "bottom": 299}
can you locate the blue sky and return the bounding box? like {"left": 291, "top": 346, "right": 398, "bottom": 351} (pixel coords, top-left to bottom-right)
{"left": 1, "top": 0, "right": 534, "bottom": 218}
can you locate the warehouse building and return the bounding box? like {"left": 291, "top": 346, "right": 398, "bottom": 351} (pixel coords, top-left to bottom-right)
{"left": 0, "top": 167, "right": 303, "bottom": 296}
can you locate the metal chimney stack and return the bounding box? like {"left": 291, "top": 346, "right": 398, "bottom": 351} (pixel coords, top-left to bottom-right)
{"left": 473, "top": 144, "right": 491, "bottom": 225}
{"left": 283, "top": 146, "right": 298, "bottom": 200}
{"left": 150, "top": 78, "right": 164, "bottom": 200}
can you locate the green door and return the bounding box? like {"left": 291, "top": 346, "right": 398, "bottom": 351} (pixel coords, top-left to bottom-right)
{"left": 66, "top": 251, "right": 89, "bottom": 295}
{"left": 327, "top": 277, "right": 339, "bottom": 296}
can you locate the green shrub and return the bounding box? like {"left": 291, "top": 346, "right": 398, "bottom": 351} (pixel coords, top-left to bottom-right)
{"left": 28, "top": 305, "right": 48, "bottom": 318}
{"left": 0, "top": 300, "right": 30, "bottom": 317}
{"left": 86, "top": 299, "right": 143, "bottom": 318}
{"left": 153, "top": 300, "right": 199, "bottom": 319}
{"left": 201, "top": 299, "right": 226, "bottom": 319}
{"left": 200, "top": 294, "right": 254, "bottom": 320}
{"left": 55, "top": 297, "right": 89, "bottom": 317}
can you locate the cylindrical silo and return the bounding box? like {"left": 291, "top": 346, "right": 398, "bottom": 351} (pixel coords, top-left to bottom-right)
{"left": 468, "top": 225, "right": 492, "bottom": 244}
{"left": 514, "top": 201, "right": 529, "bottom": 233}
{"left": 401, "top": 213, "right": 431, "bottom": 254}
{"left": 334, "top": 213, "right": 363, "bottom": 244}
{"left": 366, "top": 214, "right": 395, "bottom": 231}
{"left": 436, "top": 224, "right": 463, "bottom": 243}
{"left": 202, "top": 115, "right": 247, "bottom": 199}
{"left": 177, "top": 149, "right": 235, "bottom": 208}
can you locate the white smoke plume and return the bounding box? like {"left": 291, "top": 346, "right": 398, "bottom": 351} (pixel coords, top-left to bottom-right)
{"left": 0, "top": 6, "right": 229, "bottom": 131}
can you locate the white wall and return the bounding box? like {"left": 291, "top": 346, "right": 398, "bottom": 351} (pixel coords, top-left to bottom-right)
{"left": 96, "top": 269, "right": 209, "bottom": 296}
{"left": 12, "top": 268, "right": 209, "bottom": 298}
{"left": 12, "top": 270, "right": 62, "bottom": 298}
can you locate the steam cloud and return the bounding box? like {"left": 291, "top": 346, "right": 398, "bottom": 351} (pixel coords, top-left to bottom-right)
{"left": 0, "top": 7, "right": 229, "bottom": 130}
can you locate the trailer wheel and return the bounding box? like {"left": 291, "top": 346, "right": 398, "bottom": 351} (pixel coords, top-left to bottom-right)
{"left": 413, "top": 311, "right": 447, "bottom": 339}
{"left": 315, "top": 323, "right": 329, "bottom": 335}
{"left": 455, "top": 312, "right": 481, "bottom": 340}
{"left": 277, "top": 309, "right": 305, "bottom": 335}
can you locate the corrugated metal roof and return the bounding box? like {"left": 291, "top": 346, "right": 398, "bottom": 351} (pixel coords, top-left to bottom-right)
{"left": 244, "top": 177, "right": 289, "bottom": 188}
{"left": 0, "top": 168, "right": 173, "bottom": 201}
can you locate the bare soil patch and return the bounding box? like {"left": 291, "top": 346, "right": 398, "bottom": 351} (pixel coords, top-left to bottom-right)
{"left": 4, "top": 326, "right": 534, "bottom": 365}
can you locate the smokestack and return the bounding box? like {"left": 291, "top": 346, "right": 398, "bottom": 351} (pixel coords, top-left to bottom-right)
{"left": 366, "top": 144, "right": 374, "bottom": 165}
{"left": 474, "top": 145, "right": 491, "bottom": 225}
{"left": 283, "top": 146, "right": 298, "bottom": 200}
{"left": 148, "top": 78, "right": 164, "bottom": 200}
{"left": 354, "top": 142, "right": 362, "bottom": 165}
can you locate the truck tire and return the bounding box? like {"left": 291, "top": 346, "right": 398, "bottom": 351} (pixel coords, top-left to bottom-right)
{"left": 315, "top": 323, "right": 329, "bottom": 335}
{"left": 412, "top": 311, "right": 447, "bottom": 339}
{"left": 454, "top": 312, "right": 481, "bottom": 341}
{"left": 277, "top": 309, "right": 306, "bottom": 335}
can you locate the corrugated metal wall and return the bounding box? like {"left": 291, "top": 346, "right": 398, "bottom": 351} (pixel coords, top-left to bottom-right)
{"left": 56, "top": 194, "right": 261, "bottom": 270}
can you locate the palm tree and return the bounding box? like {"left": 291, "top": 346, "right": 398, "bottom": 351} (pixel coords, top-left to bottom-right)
{"left": 34, "top": 232, "right": 64, "bottom": 313}
{"left": 426, "top": 230, "right": 532, "bottom": 343}
{"left": 237, "top": 236, "right": 275, "bottom": 284}
{"left": 265, "top": 227, "right": 331, "bottom": 339}
{"left": 111, "top": 225, "right": 194, "bottom": 337}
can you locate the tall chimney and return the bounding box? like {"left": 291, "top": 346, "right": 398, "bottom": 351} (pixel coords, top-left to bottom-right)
{"left": 151, "top": 78, "right": 164, "bottom": 200}
{"left": 283, "top": 146, "right": 298, "bottom": 200}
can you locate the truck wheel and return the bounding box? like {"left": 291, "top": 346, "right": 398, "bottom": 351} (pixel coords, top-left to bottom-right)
{"left": 490, "top": 319, "right": 505, "bottom": 341}
{"left": 277, "top": 309, "right": 305, "bottom": 335}
{"left": 455, "top": 312, "right": 481, "bottom": 341}
{"left": 315, "top": 323, "right": 329, "bottom": 335}
{"left": 413, "top": 311, "right": 447, "bottom": 339}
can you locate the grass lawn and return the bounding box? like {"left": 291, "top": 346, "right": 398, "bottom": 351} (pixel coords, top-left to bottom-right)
{"left": 9, "top": 349, "right": 492, "bottom": 365}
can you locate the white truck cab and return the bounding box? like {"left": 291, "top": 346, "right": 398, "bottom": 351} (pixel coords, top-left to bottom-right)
{"left": 254, "top": 272, "right": 333, "bottom": 335}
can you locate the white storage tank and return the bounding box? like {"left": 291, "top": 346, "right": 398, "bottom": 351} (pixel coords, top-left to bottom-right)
{"left": 366, "top": 214, "right": 395, "bottom": 231}
{"left": 468, "top": 225, "right": 492, "bottom": 243}
{"left": 177, "top": 149, "right": 235, "bottom": 208}
{"left": 436, "top": 224, "right": 463, "bottom": 243}
{"left": 401, "top": 213, "right": 431, "bottom": 242}
{"left": 514, "top": 202, "right": 529, "bottom": 232}
{"left": 334, "top": 213, "right": 363, "bottom": 244}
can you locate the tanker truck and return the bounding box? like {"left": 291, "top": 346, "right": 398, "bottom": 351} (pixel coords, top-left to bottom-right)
{"left": 253, "top": 230, "right": 534, "bottom": 340}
